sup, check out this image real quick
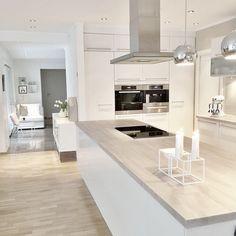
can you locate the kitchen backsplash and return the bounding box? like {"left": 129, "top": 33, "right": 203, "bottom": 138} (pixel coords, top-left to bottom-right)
{"left": 224, "top": 77, "right": 236, "bottom": 116}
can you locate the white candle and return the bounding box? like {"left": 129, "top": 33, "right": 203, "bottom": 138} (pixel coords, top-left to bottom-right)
{"left": 175, "top": 129, "right": 184, "bottom": 159}
{"left": 191, "top": 130, "right": 200, "bottom": 160}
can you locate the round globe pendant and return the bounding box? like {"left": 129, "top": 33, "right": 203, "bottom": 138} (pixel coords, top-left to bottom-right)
{"left": 221, "top": 31, "right": 236, "bottom": 60}
{"left": 174, "top": 45, "right": 195, "bottom": 65}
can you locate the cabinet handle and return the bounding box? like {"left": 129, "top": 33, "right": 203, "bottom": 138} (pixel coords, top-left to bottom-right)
{"left": 86, "top": 47, "right": 112, "bottom": 51}
{"left": 98, "top": 104, "right": 113, "bottom": 106}
{"left": 171, "top": 101, "right": 184, "bottom": 103}
{"left": 198, "top": 119, "right": 218, "bottom": 125}
{"left": 116, "top": 78, "right": 140, "bottom": 81}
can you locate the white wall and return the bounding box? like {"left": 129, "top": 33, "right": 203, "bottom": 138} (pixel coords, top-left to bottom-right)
{"left": 14, "top": 59, "right": 65, "bottom": 105}
{"left": 0, "top": 46, "right": 13, "bottom": 153}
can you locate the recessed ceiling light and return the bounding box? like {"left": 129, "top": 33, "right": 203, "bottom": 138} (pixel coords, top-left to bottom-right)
{"left": 164, "top": 20, "right": 171, "bottom": 24}
{"left": 193, "top": 22, "right": 199, "bottom": 26}
{"left": 100, "top": 17, "right": 108, "bottom": 21}
{"left": 187, "top": 10, "right": 195, "bottom": 14}
{"left": 29, "top": 19, "right": 37, "bottom": 23}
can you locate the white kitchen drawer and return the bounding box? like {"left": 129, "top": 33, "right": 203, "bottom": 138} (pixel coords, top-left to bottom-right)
{"left": 218, "top": 123, "right": 236, "bottom": 150}
{"left": 143, "top": 113, "right": 169, "bottom": 131}
{"left": 84, "top": 33, "right": 114, "bottom": 51}
{"left": 115, "top": 114, "right": 143, "bottom": 122}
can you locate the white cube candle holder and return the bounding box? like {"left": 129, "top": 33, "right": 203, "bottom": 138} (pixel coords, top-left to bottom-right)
{"left": 158, "top": 148, "right": 205, "bottom": 185}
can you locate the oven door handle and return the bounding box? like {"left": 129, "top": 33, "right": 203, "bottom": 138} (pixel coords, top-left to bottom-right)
{"left": 118, "top": 91, "right": 141, "bottom": 94}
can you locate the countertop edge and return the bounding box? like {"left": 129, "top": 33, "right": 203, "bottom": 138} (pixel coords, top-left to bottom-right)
{"left": 197, "top": 115, "right": 236, "bottom": 125}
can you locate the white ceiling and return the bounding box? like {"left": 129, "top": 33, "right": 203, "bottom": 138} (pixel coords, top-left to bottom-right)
{"left": 0, "top": 42, "right": 65, "bottom": 59}
{"left": 0, "top": 0, "right": 235, "bottom": 32}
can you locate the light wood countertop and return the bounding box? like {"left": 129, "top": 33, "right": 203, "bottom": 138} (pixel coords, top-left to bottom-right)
{"left": 77, "top": 119, "right": 236, "bottom": 228}
{"left": 197, "top": 114, "right": 236, "bottom": 125}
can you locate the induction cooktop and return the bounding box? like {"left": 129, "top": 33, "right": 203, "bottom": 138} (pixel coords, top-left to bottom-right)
{"left": 115, "top": 125, "right": 174, "bottom": 139}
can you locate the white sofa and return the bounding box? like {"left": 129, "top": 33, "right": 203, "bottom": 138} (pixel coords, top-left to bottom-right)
{"left": 17, "top": 104, "right": 45, "bottom": 129}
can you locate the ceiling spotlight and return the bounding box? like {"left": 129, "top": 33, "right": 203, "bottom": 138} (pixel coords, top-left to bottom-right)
{"left": 29, "top": 19, "right": 37, "bottom": 23}
{"left": 164, "top": 20, "right": 171, "bottom": 24}
{"left": 101, "top": 17, "right": 108, "bottom": 21}
{"left": 187, "top": 10, "right": 195, "bottom": 14}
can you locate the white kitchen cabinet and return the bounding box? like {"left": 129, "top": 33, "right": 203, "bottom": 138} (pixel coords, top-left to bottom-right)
{"left": 219, "top": 122, "right": 236, "bottom": 151}
{"left": 197, "top": 118, "right": 219, "bottom": 145}
{"left": 115, "top": 114, "right": 143, "bottom": 122}
{"left": 114, "top": 34, "right": 130, "bottom": 52}
{"left": 142, "top": 62, "right": 169, "bottom": 84}
{"left": 197, "top": 53, "right": 220, "bottom": 116}
{"left": 114, "top": 52, "right": 142, "bottom": 84}
{"left": 169, "top": 61, "right": 194, "bottom": 137}
{"left": 161, "top": 35, "right": 170, "bottom": 52}
{"left": 84, "top": 33, "right": 114, "bottom": 51}
{"left": 84, "top": 51, "right": 115, "bottom": 120}
{"left": 143, "top": 113, "right": 169, "bottom": 130}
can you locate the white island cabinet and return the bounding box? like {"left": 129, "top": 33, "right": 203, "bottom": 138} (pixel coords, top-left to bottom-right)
{"left": 77, "top": 120, "right": 236, "bottom": 236}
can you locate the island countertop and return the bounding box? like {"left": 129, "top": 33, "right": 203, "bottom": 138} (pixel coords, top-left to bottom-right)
{"left": 77, "top": 119, "right": 236, "bottom": 228}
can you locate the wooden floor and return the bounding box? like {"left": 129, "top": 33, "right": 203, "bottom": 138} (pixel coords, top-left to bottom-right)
{"left": 0, "top": 151, "right": 112, "bottom": 236}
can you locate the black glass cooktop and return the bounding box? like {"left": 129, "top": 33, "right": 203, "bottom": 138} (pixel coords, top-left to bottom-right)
{"left": 115, "top": 125, "right": 174, "bottom": 139}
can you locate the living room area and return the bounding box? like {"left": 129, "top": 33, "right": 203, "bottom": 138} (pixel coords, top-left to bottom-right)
{"left": 1, "top": 41, "right": 68, "bottom": 154}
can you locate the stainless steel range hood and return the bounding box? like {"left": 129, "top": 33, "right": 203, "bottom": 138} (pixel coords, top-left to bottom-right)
{"left": 110, "top": 0, "right": 173, "bottom": 64}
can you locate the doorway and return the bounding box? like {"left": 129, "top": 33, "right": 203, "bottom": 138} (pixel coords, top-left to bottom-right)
{"left": 41, "top": 69, "right": 67, "bottom": 125}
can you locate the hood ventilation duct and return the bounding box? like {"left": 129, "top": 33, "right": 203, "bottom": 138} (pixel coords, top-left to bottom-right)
{"left": 110, "top": 0, "right": 173, "bottom": 64}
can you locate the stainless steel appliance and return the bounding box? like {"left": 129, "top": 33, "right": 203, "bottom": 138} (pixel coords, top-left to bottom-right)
{"left": 115, "top": 125, "right": 174, "bottom": 139}
{"left": 110, "top": 0, "right": 173, "bottom": 64}
{"left": 143, "top": 84, "right": 169, "bottom": 113}
{"left": 115, "top": 85, "right": 144, "bottom": 115}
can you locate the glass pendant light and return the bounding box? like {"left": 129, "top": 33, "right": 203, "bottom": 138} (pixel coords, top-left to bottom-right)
{"left": 221, "top": 30, "right": 236, "bottom": 60}
{"left": 174, "top": 0, "right": 195, "bottom": 65}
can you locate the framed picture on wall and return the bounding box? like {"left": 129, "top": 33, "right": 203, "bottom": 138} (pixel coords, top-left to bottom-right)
{"left": 2, "top": 74, "right": 5, "bottom": 92}
{"left": 18, "top": 85, "right": 27, "bottom": 94}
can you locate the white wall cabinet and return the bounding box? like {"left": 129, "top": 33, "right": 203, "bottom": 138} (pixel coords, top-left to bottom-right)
{"left": 114, "top": 34, "right": 130, "bottom": 52}
{"left": 84, "top": 51, "right": 115, "bottom": 120}
{"left": 169, "top": 61, "right": 194, "bottom": 137}
{"left": 84, "top": 33, "right": 114, "bottom": 51}
{"left": 114, "top": 52, "right": 142, "bottom": 84}
{"left": 142, "top": 62, "right": 169, "bottom": 84}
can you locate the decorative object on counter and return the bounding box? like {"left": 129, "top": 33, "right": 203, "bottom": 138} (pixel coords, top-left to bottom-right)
{"left": 54, "top": 99, "right": 68, "bottom": 118}
{"left": 173, "top": 0, "right": 195, "bottom": 65}
{"left": 175, "top": 129, "right": 184, "bottom": 159}
{"left": 18, "top": 77, "right": 27, "bottom": 85}
{"left": 18, "top": 85, "right": 27, "bottom": 94}
{"left": 221, "top": 30, "right": 236, "bottom": 60}
{"left": 159, "top": 130, "right": 205, "bottom": 185}
{"left": 208, "top": 95, "right": 225, "bottom": 117}
{"left": 159, "top": 148, "right": 205, "bottom": 185}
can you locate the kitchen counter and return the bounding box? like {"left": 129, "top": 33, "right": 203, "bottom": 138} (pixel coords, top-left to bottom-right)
{"left": 197, "top": 114, "right": 236, "bottom": 125}
{"left": 77, "top": 119, "right": 236, "bottom": 229}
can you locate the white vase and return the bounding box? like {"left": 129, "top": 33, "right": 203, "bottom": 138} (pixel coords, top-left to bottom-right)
{"left": 59, "top": 109, "right": 67, "bottom": 118}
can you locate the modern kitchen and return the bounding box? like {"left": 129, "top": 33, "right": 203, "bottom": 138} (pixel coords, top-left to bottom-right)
{"left": 75, "top": 0, "right": 236, "bottom": 235}
{"left": 0, "top": 0, "right": 236, "bottom": 235}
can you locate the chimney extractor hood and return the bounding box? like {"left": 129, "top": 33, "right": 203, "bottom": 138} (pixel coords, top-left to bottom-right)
{"left": 110, "top": 0, "right": 173, "bottom": 64}
{"left": 211, "top": 56, "right": 236, "bottom": 77}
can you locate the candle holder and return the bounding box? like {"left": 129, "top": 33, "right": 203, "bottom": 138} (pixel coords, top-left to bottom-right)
{"left": 158, "top": 148, "right": 205, "bottom": 185}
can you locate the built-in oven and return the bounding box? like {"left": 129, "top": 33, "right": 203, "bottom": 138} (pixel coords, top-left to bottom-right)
{"left": 115, "top": 85, "right": 144, "bottom": 115}
{"left": 143, "top": 84, "right": 169, "bottom": 113}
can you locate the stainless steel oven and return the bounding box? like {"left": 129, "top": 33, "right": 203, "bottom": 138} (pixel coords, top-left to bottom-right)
{"left": 115, "top": 85, "right": 144, "bottom": 115}
{"left": 143, "top": 84, "right": 169, "bottom": 113}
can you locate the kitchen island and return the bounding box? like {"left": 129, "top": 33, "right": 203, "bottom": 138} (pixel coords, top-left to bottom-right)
{"left": 77, "top": 119, "right": 236, "bottom": 236}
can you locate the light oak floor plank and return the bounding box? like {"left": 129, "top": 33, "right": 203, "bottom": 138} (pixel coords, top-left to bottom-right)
{"left": 0, "top": 151, "right": 112, "bottom": 236}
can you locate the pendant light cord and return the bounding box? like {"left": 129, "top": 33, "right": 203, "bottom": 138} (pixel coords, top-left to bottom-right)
{"left": 184, "top": 0, "right": 187, "bottom": 45}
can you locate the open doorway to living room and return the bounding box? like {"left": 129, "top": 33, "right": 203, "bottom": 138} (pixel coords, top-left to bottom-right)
{"left": 2, "top": 41, "right": 67, "bottom": 153}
